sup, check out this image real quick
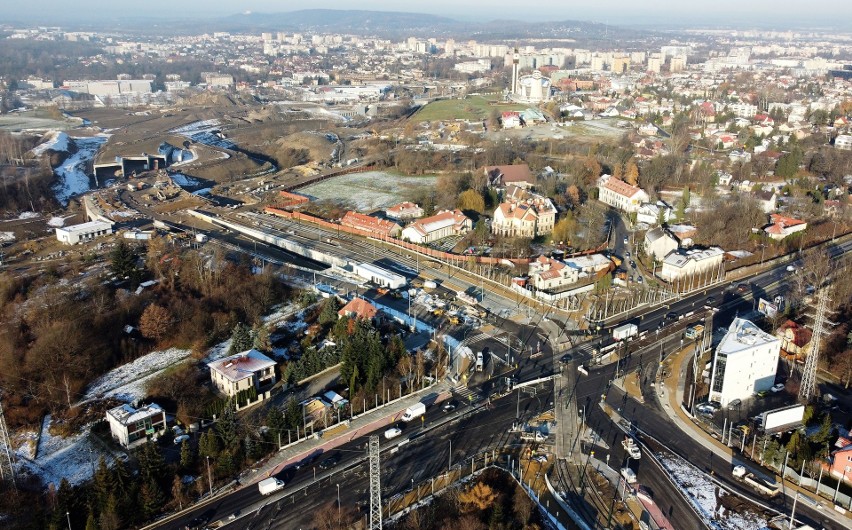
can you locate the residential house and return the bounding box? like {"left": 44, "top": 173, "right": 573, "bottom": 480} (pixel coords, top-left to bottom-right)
{"left": 502, "top": 111, "right": 521, "bottom": 129}
{"left": 340, "top": 211, "right": 401, "bottom": 238}
{"left": 636, "top": 201, "right": 673, "bottom": 226}
{"left": 208, "top": 349, "right": 277, "bottom": 408}
{"left": 597, "top": 175, "right": 650, "bottom": 214}
{"left": 528, "top": 255, "right": 579, "bottom": 291}
{"left": 836, "top": 134, "right": 852, "bottom": 151}
{"left": 644, "top": 226, "right": 680, "bottom": 261}
{"left": 659, "top": 247, "right": 724, "bottom": 281}
{"left": 401, "top": 209, "right": 472, "bottom": 244}
{"left": 491, "top": 195, "right": 556, "bottom": 238}
{"left": 483, "top": 164, "right": 534, "bottom": 189}
{"left": 563, "top": 253, "right": 613, "bottom": 280}
{"left": 709, "top": 318, "right": 780, "bottom": 407}
{"left": 777, "top": 320, "right": 812, "bottom": 362}
{"left": 338, "top": 297, "right": 378, "bottom": 321}
{"left": 106, "top": 403, "right": 167, "bottom": 449}
{"left": 764, "top": 213, "right": 807, "bottom": 241}
{"left": 385, "top": 201, "right": 424, "bottom": 222}
{"left": 753, "top": 190, "right": 778, "bottom": 213}
{"left": 828, "top": 440, "right": 852, "bottom": 485}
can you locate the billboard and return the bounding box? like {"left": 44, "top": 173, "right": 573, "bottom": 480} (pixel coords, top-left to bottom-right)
{"left": 757, "top": 298, "right": 778, "bottom": 318}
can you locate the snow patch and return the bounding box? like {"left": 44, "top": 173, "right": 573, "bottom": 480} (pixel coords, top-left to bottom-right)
{"left": 0, "top": 231, "right": 14, "bottom": 242}
{"left": 172, "top": 120, "right": 235, "bottom": 149}
{"left": 169, "top": 172, "right": 200, "bottom": 188}
{"left": 47, "top": 216, "right": 68, "bottom": 227}
{"left": 82, "top": 347, "right": 192, "bottom": 403}
{"left": 31, "top": 131, "right": 70, "bottom": 156}
{"left": 53, "top": 135, "right": 109, "bottom": 206}
{"left": 657, "top": 452, "right": 769, "bottom": 530}
{"left": 18, "top": 211, "right": 39, "bottom": 220}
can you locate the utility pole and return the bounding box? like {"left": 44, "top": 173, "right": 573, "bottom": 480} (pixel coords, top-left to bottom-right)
{"left": 0, "top": 393, "right": 16, "bottom": 489}
{"left": 800, "top": 288, "right": 829, "bottom": 401}
{"left": 368, "top": 435, "right": 383, "bottom": 530}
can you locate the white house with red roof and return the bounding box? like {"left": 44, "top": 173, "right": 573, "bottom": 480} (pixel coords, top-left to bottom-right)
{"left": 208, "top": 349, "right": 277, "bottom": 407}
{"left": 763, "top": 213, "right": 807, "bottom": 240}
{"left": 492, "top": 195, "right": 556, "bottom": 238}
{"left": 401, "top": 209, "right": 472, "bottom": 244}
{"left": 528, "top": 255, "right": 579, "bottom": 290}
{"left": 338, "top": 297, "right": 379, "bottom": 321}
{"left": 501, "top": 111, "right": 521, "bottom": 129}
{"left": 385, "top": 201, "right": 424, "bottom": 222}
{"left": 597, "top": 175, "right": 650, "bottom": 213}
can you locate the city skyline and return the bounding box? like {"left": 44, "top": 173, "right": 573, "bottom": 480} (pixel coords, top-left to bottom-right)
{"left": 4, "top": 0, "right": 852, "bottom": 28}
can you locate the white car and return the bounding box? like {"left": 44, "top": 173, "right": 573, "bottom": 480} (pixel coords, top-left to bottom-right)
{"left": 771, "top": 383, "right": 785, "bottom": 393}
{"left": 786, "top": 265, "right": 796, "bottom": 272}
{"left": 173, "top": 434, "right": 190, "bottom": 445}
{"left": 384, "top": 427, "right": 403, "bottom": 440}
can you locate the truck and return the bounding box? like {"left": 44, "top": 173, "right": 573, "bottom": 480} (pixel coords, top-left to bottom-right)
{"left": 520, "top": 431, "right": 546, "bottom": 442}
{"left": 401, "top": 402, "right": 426, "bottom": 422}
{"left": 758, "top": 404, "right": 805, "bottom": 433}
{"left": 620, "top": 467, "right": 637, "bottom": 484}
{"left": 258, "top": 477, "right": 285, "bottom": 495}
{"left": 613, "top": 323, "right": 638, "bottom": 341}
{"left": 685, "top": 324, "right": 705, "bottom": 340}
{"left": 622, "top": 437, "right": 642, "bottom": 460}
{"left": 423, "top": 280, "right": 437, "bottom": 289}
{"left": 732, "top": 465, "right": 780, "bottom": 497}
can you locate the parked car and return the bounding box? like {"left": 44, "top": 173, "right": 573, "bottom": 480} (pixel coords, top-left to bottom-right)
{"left": 630, "top": 260, "right": 637, "bottom": 268}
{"left": 384, "top": 427, "right": 403, "bottom": 440}
{"left": 786, "top": 265, "right": 796, "bottom": 272}
{"left": 637, "top": 276, "right": 643, "bottom": 284}
{"left": 665, "top": 311, "right": 678, "bottom": 321}
{"left": 771, "top": 383, "right": 785, "bottom": 393}
{"left": 173, "top": 434, "right": 190, "bottom": 445}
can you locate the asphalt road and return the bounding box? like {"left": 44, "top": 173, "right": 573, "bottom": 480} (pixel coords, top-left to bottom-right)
{"left": 162, "top": 393, "right": 546, "bottom": 530}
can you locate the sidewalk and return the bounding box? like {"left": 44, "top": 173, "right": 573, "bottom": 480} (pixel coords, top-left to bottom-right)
{"left": 242, "top": 381, "right": 452, "bottom": 484}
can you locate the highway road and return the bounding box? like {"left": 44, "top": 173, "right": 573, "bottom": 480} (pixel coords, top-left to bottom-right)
{"left": 159, "top": 393, "right": 547, "bottom": 530}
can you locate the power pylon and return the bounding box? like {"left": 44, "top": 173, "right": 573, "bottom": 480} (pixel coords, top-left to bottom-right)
{"left": 368, "top": 435, "right": 382, "bottom": 530}
{"left": 799, "top": 289, "right": 829, "bottom": 401}
{"left": 0, "top": 394, "right": 17, "bottom": 489}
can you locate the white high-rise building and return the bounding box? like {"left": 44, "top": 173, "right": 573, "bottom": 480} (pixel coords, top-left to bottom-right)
{"left": 709, "top": 318, "right": 780, "bottom": 407}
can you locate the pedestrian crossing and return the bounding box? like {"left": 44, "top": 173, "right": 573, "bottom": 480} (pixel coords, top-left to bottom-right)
{"left": 452, "top": 384, "right": 475, "bottom": 402}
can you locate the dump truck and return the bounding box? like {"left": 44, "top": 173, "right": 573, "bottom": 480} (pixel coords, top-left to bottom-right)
{"left": 258, "top": 477, "right": 285, "bottom": 495}
{"left": 732, "top": 466, "right": 780, "bottom": 497}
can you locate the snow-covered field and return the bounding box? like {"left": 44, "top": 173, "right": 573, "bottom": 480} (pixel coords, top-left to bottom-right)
{"left": 169, "top": 172, "right": 200, "bottom": 188}
{"left": 0, "top": 231, "right": 14, "bottom": 242}
{"left": 53, "top": 136, "right": 109, "bottom": 206}
{"left": 172, "top": 119, "right": 235, "bottom": 149}
{"left": 18, "top": 211, "right": 39, "bottom": 220}
{"left": 82, "top": 347, "right": 192, "bottom": 403}
{"left": 300, "top": 171, "right": 437, "bottom": 211}
{"left": 31, "top": 131, "right": 70, "bottom": 156}
{"left": 47, "top": 216, "right": 67, "bottom": 227}
{"left": 657, "top": 453, "right": 769, "bottom": 530}
{"left": 20, "top": 415, "right": 120, "bottom": 488}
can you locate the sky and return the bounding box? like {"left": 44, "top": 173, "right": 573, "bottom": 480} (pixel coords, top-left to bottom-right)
{"left": 4, "top": 0, "right": 852, "bottom": 28}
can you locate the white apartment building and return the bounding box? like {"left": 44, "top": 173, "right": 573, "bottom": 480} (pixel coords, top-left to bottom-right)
{"left": 709, "top": 318, "right": 780, "bottom": 407}
{"left": 728, "top": 103, "right": 758, "bottom": 118}
{"left": 106, "top": 403, "right": 167, "bottom": 448}
{"left": 597, "top": 175, "right": 649, "bottom": 214}
{"left": 660, "top": 247, "right": 724, "bottom": 281}
{"left": 836, "top": 134, "right": 852, "bottom": 151}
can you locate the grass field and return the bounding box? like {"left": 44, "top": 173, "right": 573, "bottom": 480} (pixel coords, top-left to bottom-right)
{"left": 413, "top": 95, "right": 527, "bottom": 122}
{"left": 301, "top": 170, "right": 437, "bottom": 211}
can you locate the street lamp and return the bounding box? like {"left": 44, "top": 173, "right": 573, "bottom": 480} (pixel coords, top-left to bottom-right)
{"left": 66, "top": 511, "right": 71, "bottom": 530}
{"left": 834, "top": 465, "right": 850, "bottom": 503}
{"left": 336, "top": 483, "right": 341, "bottom": 524}
{"left": 206, "top": 456, "right": 213, "bottom": 497}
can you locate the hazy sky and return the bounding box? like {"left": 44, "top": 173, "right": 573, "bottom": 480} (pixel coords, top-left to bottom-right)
{"left": 4, "top": 0, "right": 852, "bottom": 27}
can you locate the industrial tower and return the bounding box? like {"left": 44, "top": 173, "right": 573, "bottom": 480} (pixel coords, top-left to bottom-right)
{"left": 368, "top": 435, "right": 382, "bottom": 530}
{"left": 0, "top": 395, "right": 17, "bottom": 489}
{"left": 799, "top": 289, "right": 829, "bottom": 401}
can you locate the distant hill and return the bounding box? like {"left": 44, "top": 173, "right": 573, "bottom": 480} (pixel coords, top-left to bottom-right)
{"left": 218, "top": 9, "right": 648, "bottom": 42}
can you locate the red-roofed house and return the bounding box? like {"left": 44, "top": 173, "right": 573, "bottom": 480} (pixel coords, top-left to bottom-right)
{"left": 338, "top": 297, "right": 379, "bottom": 321}
{"left": 483, "top": 164, "right": 534, "bottom": 189}
{"left": 754, "top": 114, "right": 775, "bottom": 127}
{"left": 764, "top": 213, "right": 807, "bottom": 240}
{"left": 828, "top": 443, "right": 852, "bottom": 486}
{"left": 341, "top": 211, "right": 401, "bottom": 238}
{"left": 528, "top": 255, "right": 579, "bottom": 290}
{"left": 401, "top": 209, "right": 472, "bottom": 244}
{"left": 492, "top": 196, "right": 556, "bottom": 238}
{"left": 385, "top": 201, "right": 424, "bottom": 222}
{"left": 502, "top": 111, "right": 521, "bottom": 129}
{"left": 776, "top": 320, "right": 812, "bottom": 361}
{"left": 597, "top": 175, "right": 650, "bottom": 213}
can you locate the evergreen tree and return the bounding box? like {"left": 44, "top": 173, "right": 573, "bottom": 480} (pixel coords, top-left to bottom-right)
{"left": 318, "top": 297, "right": 340, "bottom": 326}
{"left": 85, "top": 511, "right": 98, "bottom": 530}
{"left": 284, "top": 398, "right": 302, "bottom": 431}
{"left": 93, "top": 456, "right": 114, "bottom": 510}
{"left": 266, "top": 407, "right": 286, "bottom": 442}
{"left": 140, "top": 478, "right": 165, "bottom": 520}
{"left": 253, "top": 324, "right": 272, "bottom": 352}
{"left": 215, "top": 401, "right": 240, "bottom": 450}
{"left": 137, "top": 442, "right": 166, "bottom": 486}
{"left": 180, "top": 439, "right": 194, "bottom": 470}
{"left": 199, "top": 431, "right": 221, "bottom": 458}
{"left": 229, "top": 322, "right": 253, "bottom": 354}
{"left": 99, "top": 494, "right": 121, "bottom": 530}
